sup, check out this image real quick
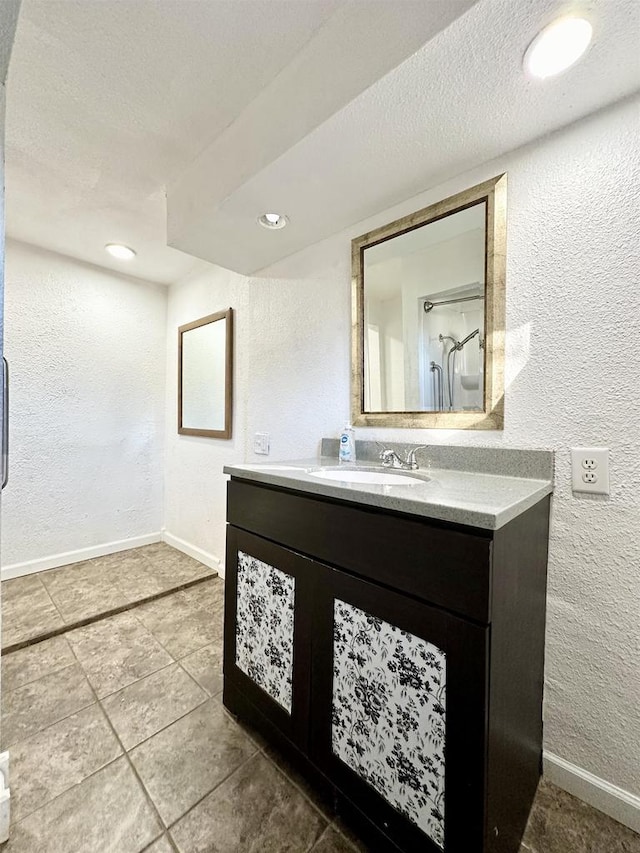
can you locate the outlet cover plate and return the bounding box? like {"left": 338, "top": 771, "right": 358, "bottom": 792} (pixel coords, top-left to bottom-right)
{"left": 571, "top": 447, "right": 609, "bottom": 495}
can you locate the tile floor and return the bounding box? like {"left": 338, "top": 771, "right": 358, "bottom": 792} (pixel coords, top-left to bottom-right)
{"left": 1, "top": 543, "right": 217, "bottom": 651}
{"left": 1, "top": 556, "right": 639, "bottom": 852}
{"left": 0, "top": 576, "right": 354, "bottom": 852}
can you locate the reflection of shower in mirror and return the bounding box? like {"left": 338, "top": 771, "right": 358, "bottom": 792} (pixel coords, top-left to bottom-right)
{"left": 358, "top": 182, "right": 506, "bottom": 422}
{"left": 439, "top": 329, "right": 483, "bottom": 411}
{"left": 421, "top": 288, "right": 485, "bottom": 412}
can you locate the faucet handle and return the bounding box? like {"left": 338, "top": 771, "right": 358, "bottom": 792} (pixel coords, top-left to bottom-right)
{"left": 405, "top": 445, "right": 429, "bottom": 470}
{"left": 379, "top": 448, "right": 396, "bottom": 467}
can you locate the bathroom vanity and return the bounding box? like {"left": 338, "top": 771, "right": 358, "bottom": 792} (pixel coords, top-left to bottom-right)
{"left": 223, "top": 445, "right": 553, "bottom": 853}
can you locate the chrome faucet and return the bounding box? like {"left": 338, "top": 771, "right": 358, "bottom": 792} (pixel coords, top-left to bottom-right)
{"left": 379, "top": 446, "right": 428, "bottom": 471}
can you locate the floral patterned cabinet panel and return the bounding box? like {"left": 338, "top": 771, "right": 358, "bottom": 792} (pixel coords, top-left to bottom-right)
{"left": 332, "top": 599, "right": 447, "bottom": 849}
{"left": 235, "top": 550, "right": 295, "bottom": 713}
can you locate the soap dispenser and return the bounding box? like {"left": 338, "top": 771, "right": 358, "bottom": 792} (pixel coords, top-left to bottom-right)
{"left": 339, "top": 424, "right": 356, "bottom": 464}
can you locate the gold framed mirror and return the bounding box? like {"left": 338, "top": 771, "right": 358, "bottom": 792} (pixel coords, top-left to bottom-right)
{"left": 178, "top": 308, "right": 233, "bottom": 438}
{"left": 351, "top": 175, "right": 506, "bottom": 430}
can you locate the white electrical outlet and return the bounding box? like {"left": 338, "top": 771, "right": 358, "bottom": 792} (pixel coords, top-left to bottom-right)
{"left": 254, "top": 432, "right": 270, "bottom": 455}
{"left": 571, "top": 447, "right": 609, "bottom": 495}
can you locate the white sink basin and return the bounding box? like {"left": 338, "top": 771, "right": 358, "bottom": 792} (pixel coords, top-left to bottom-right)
{"left": 309, "top": 469, "right": 425, "bottom": 486}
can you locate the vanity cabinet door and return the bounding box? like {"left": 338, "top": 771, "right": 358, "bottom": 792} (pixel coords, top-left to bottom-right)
{"left": 224, "top": 526, "right": 313, "bottom": 749}
{"left": 311, "top": 565, "right": 489, "bottom": 853}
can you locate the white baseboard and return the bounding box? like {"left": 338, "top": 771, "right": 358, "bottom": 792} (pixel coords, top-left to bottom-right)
{"left": 1, "top": 533, "right": 163, "bottom": 580}
{"left": 544, "top": 751, "right": 640, "bottom": 833}
{"left": 161, "top": 530, "right": 223, "bottom": 576}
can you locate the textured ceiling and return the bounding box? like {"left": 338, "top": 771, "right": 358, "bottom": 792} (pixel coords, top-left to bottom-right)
{"left": 5, "top": 0, "right": 472, "bottom": 283}
{"left": 4, "top": 0, "right": 640, "bottom": 283}
{"left": 169, "top": 0, "right": 640, "bottom": 274}
{"left": 4, "top": 0, "right": 346, "bottom": 282}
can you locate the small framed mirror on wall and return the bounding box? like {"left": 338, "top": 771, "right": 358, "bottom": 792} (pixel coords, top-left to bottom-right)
{"left": 178, "top": 308, "right": 233, "bottom": 438}
{"left": 351, "top": 175, "right": 507, "bottom": 430}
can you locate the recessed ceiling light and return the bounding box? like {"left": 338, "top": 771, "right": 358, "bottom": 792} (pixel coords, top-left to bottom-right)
{"left": 257, "top": 213, "right": 288, "bottom": 230}
{"left": 105, "top": 243, "right": 137, "bottom": 260}
{"left": 524, "top": 16, "right": 593, "bottom": 79}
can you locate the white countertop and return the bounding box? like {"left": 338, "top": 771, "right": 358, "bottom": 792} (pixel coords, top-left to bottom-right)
{"left": 223, "top": 456, "right": 553, "bottom": 530}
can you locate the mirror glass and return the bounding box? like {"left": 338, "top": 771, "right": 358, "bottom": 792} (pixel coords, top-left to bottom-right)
{"left": 179, "top": 309, "right": 233, "bottom": 438}
{"left": 352, "top": 175, "right": 506, "bottom": 430}
{"left": 364, "top": 202, "right": 486, "bottom": 413}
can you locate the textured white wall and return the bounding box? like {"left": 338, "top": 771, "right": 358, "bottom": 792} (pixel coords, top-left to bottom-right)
{"left": 164, "top": 265, "right": 246, "bottom": 566}
{"left": 2, "top": 241, "right": 167, "bottom": 566}
{"left": 166, "top": 96, "right": 640, "bottom": 797}
{"left": 164, "top": 248, "right": 348, "bottom": 565}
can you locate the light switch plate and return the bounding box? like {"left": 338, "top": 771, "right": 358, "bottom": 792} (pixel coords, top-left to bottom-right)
{"left": 254, "top": 432, "right": 270, "bottom": 455}
{"left": 571, "top": 447, "right": 609, "bottom": 495}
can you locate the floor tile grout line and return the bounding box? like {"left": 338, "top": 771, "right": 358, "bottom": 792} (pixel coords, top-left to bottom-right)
{"left": 45, "top": 580, "right": 132, "bottom": 626}
{"left": 79, "top": 653, "right": 178, "bottom": 704}
{"left": 263, "top": 758, "right": 330, "bottom": 850}
{"left": 2, "top": 659, "right": 126, "bottom": 828}
{"left": 129, "top": 598, "right": 224, "bottom": 669}
{"left": 142, "top": 831, "right": 179, "bottom": 853}
{"left": 195, "top": 696, "right": 337, "bottom": 845}
{"left": 98, "top": 683, "right": 210, "bottom": 752}
{"left": 1, "top": 557, "right": 223, "bottom": 847}
{"left": 232, "top": 729, "right": 362, "bottom": 850}
{"left": 34, "top": 573, "right": 67, "bottom": 625}
{"left": 130, "top": 710, "right": 262, "bottom": 834}
{"left": 60, "top": 605, "right": 226, "bottom": 825}
{"left": 65, "top": 635, "right": 170, "bottom": 848}
{"left": 4, "top": 754, "right": 127, "bottom": 833}
{"left": 117, "top": 690, "right": 263, "bottom": 837}
{"left": 173, "top": 654, "right": 219, "bottom": 699}
{"left": 122, "top": 749, "right": 172, "bottom": 844}
{"left": 258, "top": 743, "right": 336, "bottom": 829}
{"left": 304, "top": 824, "right": 334, "bottom": 853}
{"left": 5, "top": 703, "right": 126, "bottom": 827}
{"left": 0, "top": 639, "right": 76, "bottom": 694}
{"left": 5, "top": 571, "right": 220, "bottom": 649}
{"left": 5, "top": 558, "right": 633, "bottom": 853}
{"left": 3, "top": 687, "right": 336, "bottom": 849}
{"left": 164, "top": 742, "right": 334, "bottom": 847}
{"left": 3, "top": 562, "right": 234, "bottom": 847}
{"left": 128, "top": 607, "right": 183, "bottom": 661}
{"left": 1, "top": 573, "right": 220, "bottom": 655}
{"left": 1, "top": 663, "right": 96, "bottom": 751}
{"left": 43, "top": 563, "right": 217, "bottom": 614}
{"left": 165, "top": 748, "right": 260, "bottom": 835}
{"left": 1, "top": 599, "right": 66, "bottom": 648}
{"left": 2, "top": 661, "right": 93, "bottom": 721}
{"left": 5, "top": 600, "right": 219, "bottom": 750}
{"left": 135, "top": 595, "right": 335, "bottom": 835}
{"left": 218, "top": 704, "right": 267, "bottom": 754}
{"left": 96, "top": 658, "right": 188, "bottom": 703}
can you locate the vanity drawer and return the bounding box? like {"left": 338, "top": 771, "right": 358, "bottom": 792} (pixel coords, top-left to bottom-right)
{"left": 227, "top": 479, "right": 492, "bottom": 623}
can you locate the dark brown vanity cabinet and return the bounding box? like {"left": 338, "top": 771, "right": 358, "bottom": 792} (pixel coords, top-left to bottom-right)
{"left": 223, "top": 479, "right": 551, "bottom": 853}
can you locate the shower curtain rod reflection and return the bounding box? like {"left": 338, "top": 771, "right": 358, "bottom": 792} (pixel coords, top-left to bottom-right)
{"left": 423, "top": 294, "right": 485, "bottom": 313}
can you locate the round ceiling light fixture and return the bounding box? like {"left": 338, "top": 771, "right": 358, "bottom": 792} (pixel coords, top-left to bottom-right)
{"left": 524, "top": 16, "right": 593, "bottom": 79}
{"left": 105, "top": 243, "right": 137, "bottom": 261}
{"left": 257, "top": 212, "right": 288, "bottom": 230}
